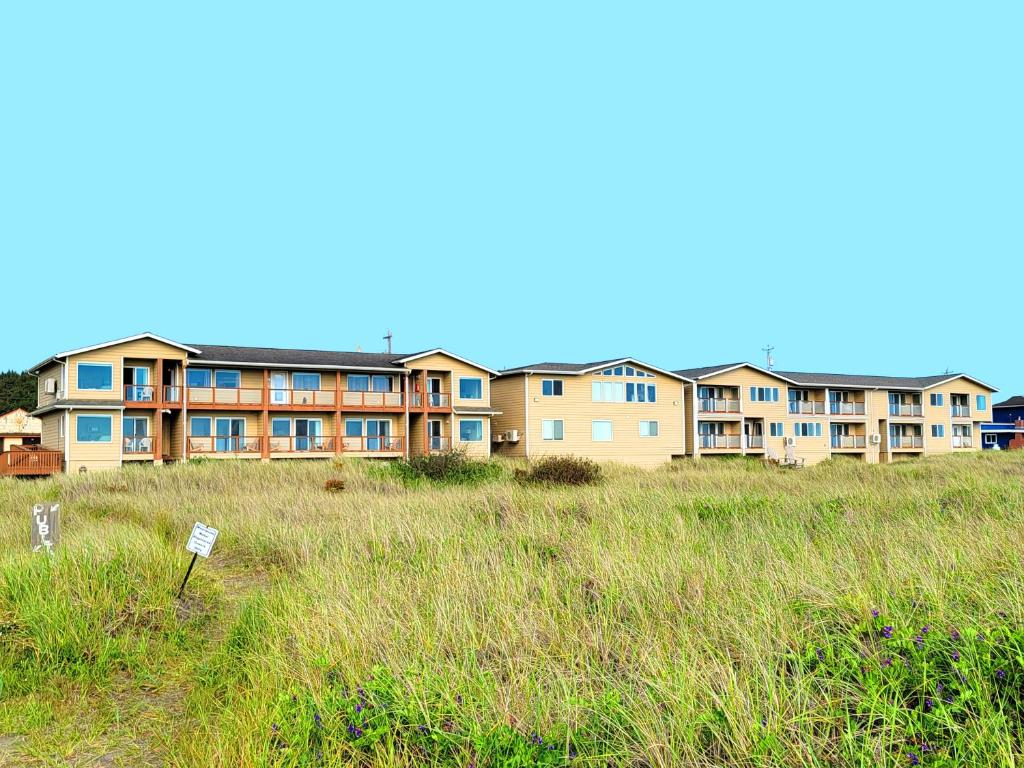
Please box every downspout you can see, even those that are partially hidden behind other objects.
[523,373,531,459]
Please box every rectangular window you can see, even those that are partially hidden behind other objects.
[749,386,779,402]
[348,375,370,392]
[625,366,635,377]
[214,370,240,388]
[541,379,563,397]
[647,384,656,403]
[272,418,291,437]
[793,422,822,438]
[985,434,997,445]
[186,368,212,388]
[930,393,944,407]
[190,417,211,437]
[592,382,624,402]
[639,420,659,437]
[542,419,564,441]
[977,395,987,411]
[345,419,363,437]
[292,373,320,391]
[459,419,483,442]
[591,420,613,441]
[459,377,483,400]
[77,363,113,391]
[769,422,784,437]
[931,424,945,438]
[371,375,393,393]
[77,414,112,442]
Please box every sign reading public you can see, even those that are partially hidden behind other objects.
[186,522,218,558]
[31,503,60,553]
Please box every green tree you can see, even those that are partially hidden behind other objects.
[0,371,37,414]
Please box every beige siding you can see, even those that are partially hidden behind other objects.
[405,352,492,407]
[36,362,63,408]
[68,409,122,472]
[490,375,527,458]
[454,416,490,458]
[525,366,685,468]
[40,413,62,451]
[67,339,188,401]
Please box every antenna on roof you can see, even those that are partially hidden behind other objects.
[383,329,393,354]
[762,344,775,371]
[944,367,952,374]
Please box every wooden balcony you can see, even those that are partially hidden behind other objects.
[699,398,741,414]
[339,391,404,410]
[410,392,452,410]
[185,435,405,456]
[268,435,337,455]
[123,385,184,408]
[950,405,972,418]
[269,389,338,409]
[184,387,407,410]
[123,437,154,455]
[186,387,265,408]
[428,436,452,452]
[0,446,63,476]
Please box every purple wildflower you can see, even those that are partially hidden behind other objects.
[952,650,961,662]
[816,648,825,662]
[908,751,920,766]
[418,725,429,734]
[936,683,944,693]
[921,625,930,635]
[272,723,279,733]
[924,697,933,711]
[950,629,961,642]
[882,626,894,639]
[872,609,880,618]
[914,635,925,649]
[313,712,322,727]
[997,669,1007,680]
[882,657,893,668]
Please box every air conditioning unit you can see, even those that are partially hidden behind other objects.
[869,433,882,445]
[44,378,56,394]
[505,430,520,443]
[784,436,796,447]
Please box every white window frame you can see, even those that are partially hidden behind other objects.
[541,379,563,397]
[214,369,242,389]
[459,418,484,442]
[458,377,483,400]
[639,420,659,437]
[984,434,997,445]
[190,416,212,436]
[77,362,113,391]
[291,372,322,391]
[76,414,113,443]
[591,420,613,442]
[542,419,564,441]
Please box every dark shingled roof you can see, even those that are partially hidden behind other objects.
[995,395,1024,408]
[776,370,975,389]
[188,343,417,370]
[499,359,632,375]
[671,363,749,380]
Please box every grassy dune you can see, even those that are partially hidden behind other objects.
[1,453,1023,766]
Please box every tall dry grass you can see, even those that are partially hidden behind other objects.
[0,452,1022,766]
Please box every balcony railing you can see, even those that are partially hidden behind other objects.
[341,391,404,408]
[952,436,974,448]
[0,447,63,476]
[123,436,154,454]
[267,435,337,453]
[187,435,263,454]
[700,434,742,449]
[269,389,338,407]
[187,387,265,406]
[890,435,924,449]
[889,404,923,417]
[746,435,764,449]
[340,436,405,452]
[829,401,866,416]
[699,398,741,414]
[831,435,867,449]
[789,400,825,415]
[428,436,452,451]
[164,385,182,403]
[410,392,451,408]
[951,405,972,418]
[125,384,157,402]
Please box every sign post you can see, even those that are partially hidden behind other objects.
[177,522,218,599]
[31,503,60,554]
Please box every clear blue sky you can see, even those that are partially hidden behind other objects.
[2,4,1019,390]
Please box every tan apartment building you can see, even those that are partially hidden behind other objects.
[25,333,498,473]
[490,359,688,467]
[675,362,996,465]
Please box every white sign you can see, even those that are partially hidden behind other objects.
[186,522,218,558]
[31,503,60,553]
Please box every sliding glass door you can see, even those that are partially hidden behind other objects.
[215,418,245,452]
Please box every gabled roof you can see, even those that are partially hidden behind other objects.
[30,333,202,373]
[672,362,797,384]
[393,348,499,376]
[187,343,410,372]
[500,358,687,380]
[995,395,1024,409]
[776,370,997,391]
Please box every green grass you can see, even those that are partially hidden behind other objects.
[1,453,1023,766]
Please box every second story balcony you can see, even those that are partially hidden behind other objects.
[788,400,825,415]
[889,403,923,417]
[410,392,452,409]
[699,434,742,449]
[829,400,866,416]
[890,435,924,449]
[187,386,265,407]
[698,397,741,414]
[950,403,972,418]
[831,434,867,450]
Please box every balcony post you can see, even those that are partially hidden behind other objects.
[335,371,343,456]
[261,369,270,460]
[403,373,410,459]
[153,358,163,463]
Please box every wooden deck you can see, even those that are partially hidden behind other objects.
[0,446,63,477]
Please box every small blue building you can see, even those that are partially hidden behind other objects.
[982,396,1024,450]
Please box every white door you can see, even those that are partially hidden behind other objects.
[270,372,289,405]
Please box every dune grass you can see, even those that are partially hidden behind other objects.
[0,452,1023,766]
